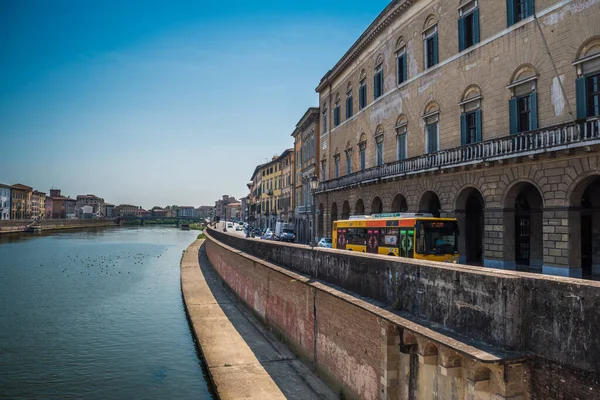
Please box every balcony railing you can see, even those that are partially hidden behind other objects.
[318,119,600,193]
[296,205,314,214]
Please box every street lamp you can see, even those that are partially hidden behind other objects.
[309,174,319,247]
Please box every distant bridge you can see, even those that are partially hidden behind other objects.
[117,215,204,227]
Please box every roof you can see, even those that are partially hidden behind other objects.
[32,190,46,195]
[11,183,33,191]
[0,183,12,189]
[179,206,195,209]
[292,107,319,138]
[315,0,415,92]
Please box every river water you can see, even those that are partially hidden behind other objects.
[0,226,214,400]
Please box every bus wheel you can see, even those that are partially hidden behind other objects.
[388,253,395,256]
[348,249,352,251]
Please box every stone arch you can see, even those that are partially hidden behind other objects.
[346,82,352,92]
[395,36,406,51]
[418,190,441,217]
[423,14,437,31]
[396,114,408,126]
[355,199,365,215]
[472,366,492,392]
[461,84,482,102]
[342,200,351,220]
[359,132,367,143]
[391,194,408,212]
[510,63,538,85]
[334,92,340,102]
[330,202,338,234]
[455,186,485,265]
[371,196,383,215]
[423,342,439,356]
[502,180,544,270]
[567,173,600,276]
[424,100,440,115]
[375,53,384,66]
[575,35,600,60]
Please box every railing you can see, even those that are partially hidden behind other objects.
[318,119,600,192]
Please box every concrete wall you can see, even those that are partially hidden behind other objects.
[207,229,600,377]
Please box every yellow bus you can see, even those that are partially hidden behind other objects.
[332,213,459,263]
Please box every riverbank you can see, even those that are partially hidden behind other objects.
[0,219,118,234]
[180,240,336,400]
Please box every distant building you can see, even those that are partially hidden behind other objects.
[226,202,241,220]
[195,206,213,220]
[47,189,67,219]
[102,203,115,218]
[31,190,46,220]
[44,197,53,219]
[81,205,94,219]
[65,198,76,219]
[179,206,196,217]
[151,208,167,217]
[117,204,138,217]
[10,184,33,220]
[215,195,237,221]
[136,208,149,217]
[0,184,11,220]
[76,194,104,218]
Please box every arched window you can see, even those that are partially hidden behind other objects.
[346,83,353,119]
[508,65,538,133]
[333,93,341,127]
[358,133,367,171]
[423,102,440,153]
[460,85,482,144]
[423,15,439,69]
[374,54,384,100]
[395,115,408,160]
[575,37,600,120]
[359,69,367,110]
[375,125,384,166]
[396,37,407,85]
[345,141,353,175]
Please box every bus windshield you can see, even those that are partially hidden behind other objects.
[416,221,458,255]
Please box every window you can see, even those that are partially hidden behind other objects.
[508,70,538,134]
[375,135,384,166]
[396,48,407,85]
[359,141,366,171]
[323,109,328,133]
[374,64,383,99]
[423,107,439,154]
[345,150,352,175]
[359,80,367,109]
[507,0,534,26]
[334,102,340,126]
[424,25,438,69]
[459,2,479,51]
[426,123,438,153]
[461,110,482,144]
[334,155,340,178]
[321,160,326,181]
[395,120,408,160]
[346,88,353,119]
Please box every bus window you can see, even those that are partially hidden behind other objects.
[383,228,398,247]
[416,221,458,255]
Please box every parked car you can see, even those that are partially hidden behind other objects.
[227,223,233,228]
[263,231,275,240]
[317,238,332,248]
[235,225,243,231]
[279,228,295,243]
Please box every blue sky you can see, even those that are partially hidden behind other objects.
[0,0,389,208]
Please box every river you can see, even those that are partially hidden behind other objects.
[0,226,214,400]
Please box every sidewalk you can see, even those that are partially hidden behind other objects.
[181,239,337,400]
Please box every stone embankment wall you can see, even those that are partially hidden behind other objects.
[205,228,600,400]
[0,219,117,233]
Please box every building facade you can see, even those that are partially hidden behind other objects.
[76,194,104,218]
[103,203,115,218]
[248,165,264,227]
[10,184,32,220]
[65,198,76,219]
[47,189,66,219]
[215,195,237,221]
[315,0,600,277]
[292,108,320,244]
[226,202,241,220]
[116,204,138,217]
[179,206,196,217]
[31,190,46,220]
[0,184,11,220]
[278,149,294,223]
[196,206,213,220]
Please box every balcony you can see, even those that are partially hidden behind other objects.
[296,205,314,214]
[318,119,600,193]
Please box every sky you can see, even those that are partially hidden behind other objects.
[0,0,389,209]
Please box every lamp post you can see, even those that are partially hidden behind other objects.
[309,174,319,247]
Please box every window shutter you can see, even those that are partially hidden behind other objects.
[526,0,534,17]
[576,77,588,120]
[432,33,439,65]
[359,87,363,108]
[473,8,480,45]
[506,0,515,27]
[397,56,401,84]
[509,98,519,134]
[475,109,482,142]
[458,17,465,52]
[530,92,538,130]
[374,74,378,98]
[402,56,407,82]
[460,113,467,145]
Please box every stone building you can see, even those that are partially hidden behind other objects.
[215,195,237,221]
[31,190,46,220]
[278,149,294,223]
[75,194,104,218]
[179,206,196,217]
[247,165,264,226]
[292,107,321,244]
[0,183,11,220]
[116,204,138,217]
[10,184,32,219]
[315,0,600,278]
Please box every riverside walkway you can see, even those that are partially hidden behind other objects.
[181,240,337,400]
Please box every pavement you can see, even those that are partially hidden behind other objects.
[181,239,337,400]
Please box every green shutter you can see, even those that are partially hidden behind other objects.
[460,113,467,145]
[576,77,588,120]
[374,74,378,98]
[475,109,482,142]
[527,0,534,18]
[530,92,538,130]
[402,55,407,82]
[432,33,439,65]
[509,98,519,134]
[507,0,515,26]
[473,9,480,44]
[458,17,465,52]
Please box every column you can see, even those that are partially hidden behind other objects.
[483,208,513,269]
[542,207,581,277]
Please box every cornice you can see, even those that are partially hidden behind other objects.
[316,0,416,92]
